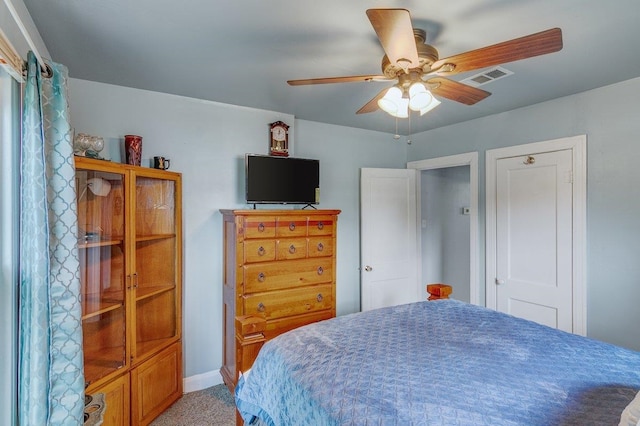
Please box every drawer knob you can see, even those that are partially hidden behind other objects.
[317,222,324,230]
[316,293,324,302]
[258,272,266,282]
[289,244,296,254]
[257,246,265,256]
[317,266,324,275]
[258,223,265,232]
[257,302,265,312]
[317,242,324,252]
[289,222,296,231]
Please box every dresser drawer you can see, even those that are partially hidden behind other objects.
[243,283,333,320]
[308,237,333,258]
[244,240,276,263]
[276,238,307,260]
[308,215,335,236]
[243,258,332,293]
[243,217,276,239]
[276,217,307,238]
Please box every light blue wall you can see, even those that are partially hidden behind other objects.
[408,76,640,351]
[68,79,406,378]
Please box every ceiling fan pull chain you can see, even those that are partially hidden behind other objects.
[394,117,400,140]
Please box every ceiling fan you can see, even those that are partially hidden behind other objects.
[287,9,563,118]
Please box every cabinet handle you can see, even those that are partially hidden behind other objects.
[126,274,132,290]
[289,244,296,254]
[258,272,266,282]
[132,272,138,289]
[257,246,265,256]
[316,293,324,302]
[317,222,324,230]
[289,222,296,231]
[257,302,265,312]
[317,266,324,275]
[317,242,324,252]
[258,223,265,232]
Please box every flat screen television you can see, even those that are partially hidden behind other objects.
[245,154,320,205]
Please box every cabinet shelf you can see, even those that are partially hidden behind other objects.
[78,238,124,249]
[136,284,176,301]
[136,337,176,359]
[82,298,124,320]
[84,346,126,385]
[136,234,175,242]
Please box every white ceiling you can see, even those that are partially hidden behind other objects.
[22,0,640,135]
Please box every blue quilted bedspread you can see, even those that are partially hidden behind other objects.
[235,300,640,425]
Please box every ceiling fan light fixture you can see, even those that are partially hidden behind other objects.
[409,82,434,111]
[393,97,409,118]
[419,96,441,116]
[378,86,403,115]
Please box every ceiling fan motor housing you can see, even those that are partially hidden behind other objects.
[381,29,439,78]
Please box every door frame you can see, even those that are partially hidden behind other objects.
[485,135,587,335]
[407,152,479,305]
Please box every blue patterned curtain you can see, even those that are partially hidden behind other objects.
[19,52,85,425]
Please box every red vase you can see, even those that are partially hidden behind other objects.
[124,135,142,166]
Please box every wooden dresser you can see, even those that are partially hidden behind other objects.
[220,209,340,392]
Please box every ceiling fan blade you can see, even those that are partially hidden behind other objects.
[427,77,491,105]
[432,28,563,76]
[287,75,390,86]
[366,8,420,70]
[356,88,389,114]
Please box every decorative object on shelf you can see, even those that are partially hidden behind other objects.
[74,133,106,159]
[269,121,289,157]
[124,134,143,166]
[78,177,112,243]
[78,177,112,200]
[153,156,170,170]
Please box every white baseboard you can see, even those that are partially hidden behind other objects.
[183,369,224,393]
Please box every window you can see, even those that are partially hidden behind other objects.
[0,65,19,426]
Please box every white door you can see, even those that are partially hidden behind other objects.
[360,168,419,311]
[495,149,573,331]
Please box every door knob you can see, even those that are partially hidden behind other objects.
[495,278,505,285]
[364,265,373,272]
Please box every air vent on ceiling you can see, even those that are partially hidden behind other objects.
[461,66,513,87]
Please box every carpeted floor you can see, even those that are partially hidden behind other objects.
[150,384,236,425]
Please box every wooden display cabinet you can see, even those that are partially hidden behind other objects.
[76,157,182,425]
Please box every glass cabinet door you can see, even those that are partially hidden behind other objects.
[132,174,179,360]
[76,168,127,386]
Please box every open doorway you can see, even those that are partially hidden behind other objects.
[421,166,471,302]
[408,152,479,305]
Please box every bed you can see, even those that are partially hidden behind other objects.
[235,299,640,425]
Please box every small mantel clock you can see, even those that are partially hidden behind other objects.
[269,121,289,157]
